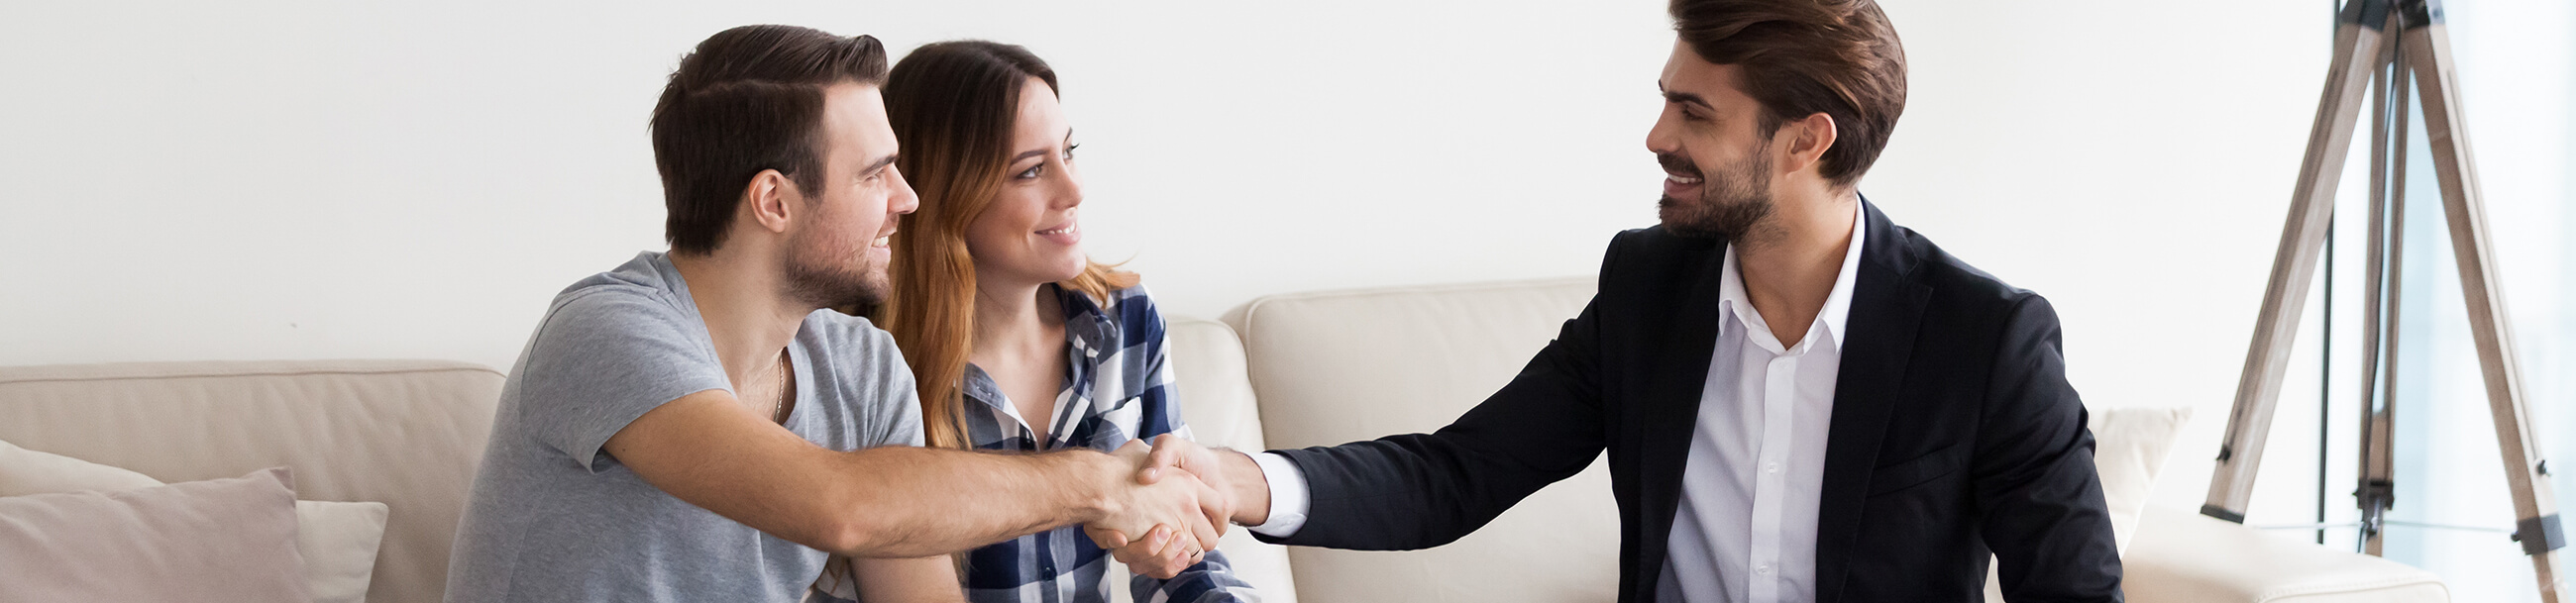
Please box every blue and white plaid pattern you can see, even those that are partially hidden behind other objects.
[957,284,1256,603]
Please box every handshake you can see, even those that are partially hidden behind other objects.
[1081,435,1268,579]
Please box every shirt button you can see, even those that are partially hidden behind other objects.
[1757,564,1773,575]
[1766,461,1781,474]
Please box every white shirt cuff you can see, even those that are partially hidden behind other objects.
[1244,452,1311,538]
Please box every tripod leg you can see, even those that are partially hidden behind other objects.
[2400,2,2570,599]
[2354,43,2405,556]
[2203,0,2398,523]
[2367,35,2412,558]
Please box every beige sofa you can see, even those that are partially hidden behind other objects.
[0,278,2447,602]
[1170,277,2449,603]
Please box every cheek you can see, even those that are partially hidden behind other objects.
[963,194,1037,252]
[824,194,879,245]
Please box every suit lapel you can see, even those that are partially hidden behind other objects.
[1811,200,1932,603]
[1633,235,1731,599]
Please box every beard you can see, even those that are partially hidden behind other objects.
[781,222,890,310]
[1657,148,1775,243]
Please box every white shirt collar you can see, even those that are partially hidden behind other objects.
[1717,201,1869,353]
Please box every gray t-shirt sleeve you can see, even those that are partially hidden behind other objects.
[519,287,733,471]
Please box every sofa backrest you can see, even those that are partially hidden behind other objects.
[1226,277,1618,602]
[0,359,502,603]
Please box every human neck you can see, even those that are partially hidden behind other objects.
[668,248,806,392]
[970,274,1064,360]
[1733,186,1859,348]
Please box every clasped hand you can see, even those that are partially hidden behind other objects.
[1083,435,1239,579]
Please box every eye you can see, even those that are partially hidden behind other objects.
[1063,143,1080,163]
[1014,163,1045,179]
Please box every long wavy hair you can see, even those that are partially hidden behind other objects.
[877,41,1137,450]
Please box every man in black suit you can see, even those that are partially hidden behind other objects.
[1097,0,2121,600]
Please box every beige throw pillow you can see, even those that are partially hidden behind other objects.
[0,466,312,603]
[0,439,388,603]
[0,438,163,493]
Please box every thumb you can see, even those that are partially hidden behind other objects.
[1148,440,1190,471]
[1087,526,1131,549]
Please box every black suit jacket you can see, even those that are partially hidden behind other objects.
[1257,200,2121,602]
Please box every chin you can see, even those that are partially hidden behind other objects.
[1040,254,1088,281]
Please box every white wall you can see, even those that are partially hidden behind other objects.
[1,1,2389,515]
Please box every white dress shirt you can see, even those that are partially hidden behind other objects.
[1249,204,1867,603]
[1658,202,1863,603]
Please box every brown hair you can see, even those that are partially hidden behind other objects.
[1670,0,1905,187]
[876,41,1138,450]
[650,25,890,255]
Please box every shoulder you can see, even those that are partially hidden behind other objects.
[1604,225,1720,260]
[543,252,689,320]
[797,310,905,365]
[1103,283,1164,321]
[1091,284,1169,347]
[547,284,681,326]
[1880,227,2064,373]
[532,259,699,348]
[1600,225,1723,274]
[1898,226,2052,327]
[1592,225,1722,305]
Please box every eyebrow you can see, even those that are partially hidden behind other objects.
[859,153,899,176]
[1009,130,1076,165]
[1664,89,1714,112]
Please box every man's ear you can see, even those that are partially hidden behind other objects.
[741,169,799,235]
[1778,112,1839,176]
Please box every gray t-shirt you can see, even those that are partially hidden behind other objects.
[445,251,923,603]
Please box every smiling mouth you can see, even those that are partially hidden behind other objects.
[872,233,893,248]
[1656,152,1704,185]
[1036,225,1075,236]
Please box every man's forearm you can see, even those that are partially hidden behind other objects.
[606,391,1209,559]
[821,447,1122,557]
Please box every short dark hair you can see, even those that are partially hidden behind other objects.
[650,25,889,254]
[1670,0,1905,187]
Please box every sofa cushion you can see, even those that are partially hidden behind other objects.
[0,359,500,603]
[2124,506,2447,602]
[0,466,311,603]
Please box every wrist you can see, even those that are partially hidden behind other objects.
[1060,450,1127,525]
[1220,449,1271,526]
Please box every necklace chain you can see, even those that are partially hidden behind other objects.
[771,349,791,423]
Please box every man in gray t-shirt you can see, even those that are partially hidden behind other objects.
[442,26,1233,603]
[446,251,920,602]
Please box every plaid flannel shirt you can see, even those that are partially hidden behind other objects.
[957,284,1256,603]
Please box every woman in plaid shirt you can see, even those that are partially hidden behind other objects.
[818,40,1258,603]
